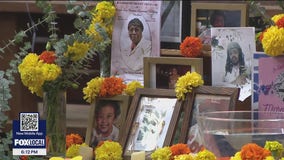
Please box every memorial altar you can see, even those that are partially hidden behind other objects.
[0,1,283,160]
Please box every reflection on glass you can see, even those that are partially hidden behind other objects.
[126,97,176,152]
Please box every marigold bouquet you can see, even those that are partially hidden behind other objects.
[259,14,284,56]
[94,141,123,160]
[18,1,116,97]
[65,133,87,158]
[231,141,284,160]
[180,36,203,57]
[83,77,143,103]
[66,133,84,149]
[16,1,116,157]
[151,143,216,160]
[175,71,204,100]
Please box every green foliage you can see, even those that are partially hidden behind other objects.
[0,71,11,129]
[14,31,27,44]
[0,131,20,160]
[248,0,274,26]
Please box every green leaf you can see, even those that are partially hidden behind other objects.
[14,31,26,44]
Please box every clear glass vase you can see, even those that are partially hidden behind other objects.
[43,90,66,157]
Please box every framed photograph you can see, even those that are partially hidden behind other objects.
[190,2,248,37]
[120,88,183,158]
[178,85,239,153]
[85,95,131,147]
[111,1,161,84]
[161,1,182,43]
[211,27,255,101]
[144,57,203,89]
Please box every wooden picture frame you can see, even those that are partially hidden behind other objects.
[144,57,203,89]
[85,95,131,146]
[178,85,239,153]
[120,88,183,158]
[191,2,248,37]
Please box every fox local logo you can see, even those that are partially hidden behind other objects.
[14,139,45,147]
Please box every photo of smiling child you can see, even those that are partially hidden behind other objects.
[90,100,121,147]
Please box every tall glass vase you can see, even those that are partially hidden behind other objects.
[43,90,66,157]
[98,46,111,77]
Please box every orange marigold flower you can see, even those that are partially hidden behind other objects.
[99,76,126,97]
[240,143,271,160]
[39,50,56,64]
[180,36,202,57]
[66,133,83,148]
[19,155,29,160]
[276,17,284,28]
[170,143,191,157]
[258,28,267,42]
[96,140,112,149]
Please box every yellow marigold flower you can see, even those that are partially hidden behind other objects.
[64,41,90,61]
[174,154,194,160]
[49,157,64,160]
[66,144,81,158]
[271,14,284,23]
[83,77,104,103]
[105,25,113,38]
[95,141,123,160]
[86,22,104,42]
[71,156,83,160]
[99,23,113,38]
[265,156,275,160]
[262,26,284,56]
[175,72,203,100]
[41,63,62,81]
[264,141,284,159]
[87,1,115,41]
[195,149,216,160]
[124,80,143,96]
[50,156,82,160]
[19,66,45,94]
[151,147,172,160]
[18,53,39,67]
[95,1,116,19]
[230,151,242,160]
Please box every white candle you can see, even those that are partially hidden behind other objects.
[79,145,93,160]
[131,151,145,160]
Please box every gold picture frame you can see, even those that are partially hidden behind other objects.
[144,57,203,89]
[191,2,248,36]
[85,95,131,146]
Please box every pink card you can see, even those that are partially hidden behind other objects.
[258,56,284,121]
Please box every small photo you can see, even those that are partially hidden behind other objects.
[156,64,191,89]
[211,27,255,101]
[125,96,176,151]
[90,100,121,147]
[143,57,203,89]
